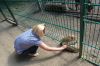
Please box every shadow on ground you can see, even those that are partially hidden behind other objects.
[7,51,64,66]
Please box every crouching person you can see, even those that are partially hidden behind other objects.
[14,24,67,57]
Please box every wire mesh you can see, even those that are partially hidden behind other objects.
[6,1,80,45]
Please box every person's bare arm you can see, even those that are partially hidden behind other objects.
[39,42,67,51]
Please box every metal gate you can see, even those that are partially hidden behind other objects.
[79,0,100,65]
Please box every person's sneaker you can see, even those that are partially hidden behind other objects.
[28,53,39,57]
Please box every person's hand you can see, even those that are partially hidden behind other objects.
[61,45,67,49]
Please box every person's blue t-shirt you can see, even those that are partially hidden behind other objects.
[14,29,43,54]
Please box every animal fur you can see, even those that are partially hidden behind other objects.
[59,35,79,53]
[60,35,76,46]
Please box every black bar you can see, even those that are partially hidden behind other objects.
[0,7,8,21]
[79,0,85,58]
[3,0,18,25]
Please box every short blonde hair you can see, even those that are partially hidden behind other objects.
[32,24,45,37]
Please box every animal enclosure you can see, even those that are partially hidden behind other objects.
[0,0,100,65]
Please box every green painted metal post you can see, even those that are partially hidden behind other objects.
[79,0,85,58]
[37,0,42,11]
[0,0,18,26]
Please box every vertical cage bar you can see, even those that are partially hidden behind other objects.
[79,0,85,57]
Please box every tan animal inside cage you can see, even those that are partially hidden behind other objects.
[59,35,79,53]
